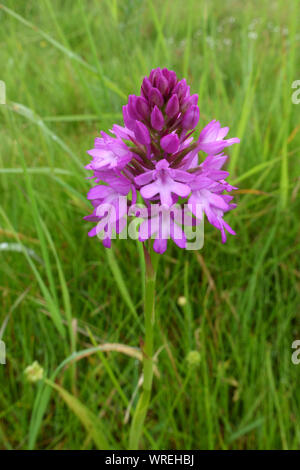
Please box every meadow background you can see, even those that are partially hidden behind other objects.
[0,0,299,450]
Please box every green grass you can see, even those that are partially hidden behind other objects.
[0,0,300,450]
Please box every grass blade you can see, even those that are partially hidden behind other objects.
[106,248,140,325]
[45,379,110,450]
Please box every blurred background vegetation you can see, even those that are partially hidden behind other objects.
[0,0,299,450]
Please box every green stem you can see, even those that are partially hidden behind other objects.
[129,245,159,449]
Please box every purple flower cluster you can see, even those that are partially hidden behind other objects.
[85,68,240,253]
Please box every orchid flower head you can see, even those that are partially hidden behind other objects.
[85,68,240,253]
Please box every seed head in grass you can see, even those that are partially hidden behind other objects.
[24,361,44,383]
[186,350,201,369]
[85,68,240,253]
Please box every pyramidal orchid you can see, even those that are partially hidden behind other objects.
[84,68,240,449]
[85,68,239,254]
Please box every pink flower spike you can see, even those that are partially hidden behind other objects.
[85,67,240,251]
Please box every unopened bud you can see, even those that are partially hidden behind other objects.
[128,95,139,120]
[149,87,164,108]
[166,94,180,118]
[173,79,187,101]
[161,133,180,153]
[141,77,152,98]
[163,69,177,90]
[123,105,136,130]
[136,96,150,121]
[156,74,168,95]
[182,105,200,130]
[134,121,151,145]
